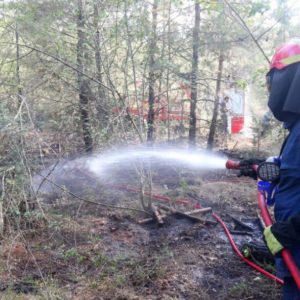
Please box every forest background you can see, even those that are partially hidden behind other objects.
[0,0,299,299]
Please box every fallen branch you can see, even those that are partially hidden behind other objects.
[151,204,164,225]
[184,207,212,215]
[229,230,253,236]
[157,203,216,225]
[137,217,155,225]
[228,214,254,231]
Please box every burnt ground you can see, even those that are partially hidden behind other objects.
[0,165,282,299]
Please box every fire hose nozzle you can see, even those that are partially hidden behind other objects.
[226,160,241,170]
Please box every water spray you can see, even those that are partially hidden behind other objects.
[87,147,227,178]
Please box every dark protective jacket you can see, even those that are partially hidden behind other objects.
[266,62,300,277]
[271,120,300,277]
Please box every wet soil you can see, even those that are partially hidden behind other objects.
[0,166,282,299]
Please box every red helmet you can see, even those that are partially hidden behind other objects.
[270,40,300,70]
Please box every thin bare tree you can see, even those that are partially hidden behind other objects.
[147,0,158,143]
[188,1,200,147]
[207,50,224,149]
[77,0,93,153]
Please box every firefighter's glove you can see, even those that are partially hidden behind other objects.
[238,158,265,180]
[238,168,257,180]
[263,226,284,255]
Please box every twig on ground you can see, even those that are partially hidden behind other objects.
[184,207,212,215]
[37,174,152,216]
[137,217,155,225]
[229,230,253,236]
[36,160,61,195]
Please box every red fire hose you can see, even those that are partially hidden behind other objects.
[112,184,283,285]
[227,160,300,290]
[212,212,283,285]
[257,190,300,288]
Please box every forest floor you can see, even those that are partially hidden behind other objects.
[0,152,282,300]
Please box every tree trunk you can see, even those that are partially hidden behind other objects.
[16,23,23,105]
[207,51,224,150]
[188,1,200,147]
[77,0,93,153]
[93,2,108,128]
[124,1,143,135]
[147,0,158,143]
[166,1,171,141]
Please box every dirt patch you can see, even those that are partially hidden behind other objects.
[0,167,282,299]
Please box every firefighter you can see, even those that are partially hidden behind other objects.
[263,40,300,299]
[220,96,231,134]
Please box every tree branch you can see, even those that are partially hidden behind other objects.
[223,0,270,63]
